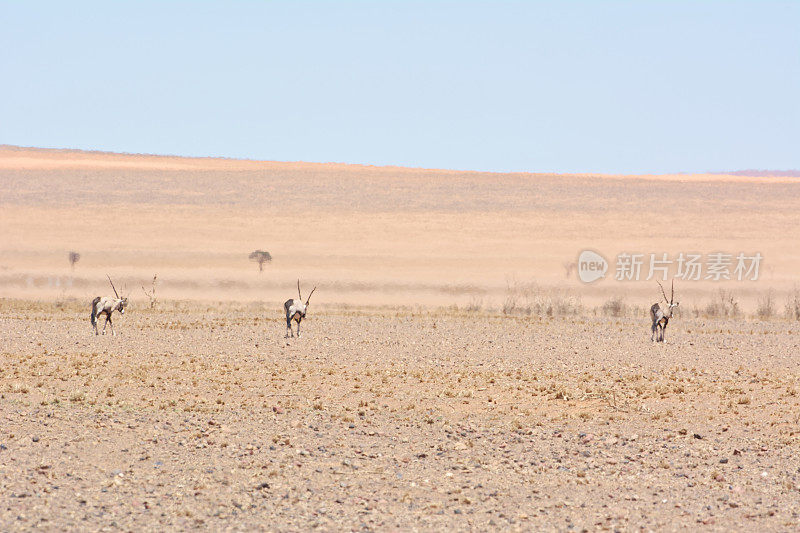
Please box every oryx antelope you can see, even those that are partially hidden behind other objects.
[91,276,128,336]
[650,279,679,342]
[284,280,316,338]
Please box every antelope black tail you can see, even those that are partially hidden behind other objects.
[90,296,101,326]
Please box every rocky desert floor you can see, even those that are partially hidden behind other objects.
[2,299,800,532]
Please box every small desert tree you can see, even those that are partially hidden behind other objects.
[249,250,272,272]
[68,251,81,270]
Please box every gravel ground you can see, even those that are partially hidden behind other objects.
[2,299,800,531]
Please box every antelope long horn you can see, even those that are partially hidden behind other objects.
[297,279,302,301]
[107,275,120,299]
[656,280,669,305]
[670,278,674,304]
[306,286,317,304]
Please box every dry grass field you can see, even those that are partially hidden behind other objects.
[2,146,800,531]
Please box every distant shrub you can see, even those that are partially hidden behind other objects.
[502,295,523,315]
[465,296,483,313]
[563,261,577,279]
[703,289,740,318]
[142,274,158,309]
[785,288,800,321]
[755,290,775,320]
[68,251,80,270]
[502,279,581,317]
[601,296,626,317]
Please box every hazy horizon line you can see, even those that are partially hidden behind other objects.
[2,143,798,178]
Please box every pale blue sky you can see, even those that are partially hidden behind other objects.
[1,1,797,173]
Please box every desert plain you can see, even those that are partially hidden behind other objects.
[2,145,800,531]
